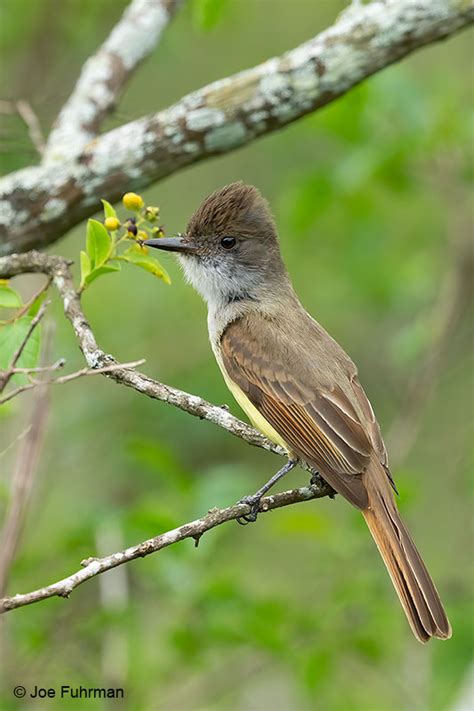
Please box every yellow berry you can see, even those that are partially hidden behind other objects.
[145,206,160,222]
[122,192,144,211]
[104,217,120,231]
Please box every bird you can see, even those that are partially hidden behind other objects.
[145,181,451,643]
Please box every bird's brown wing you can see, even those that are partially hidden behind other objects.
[221,317,451,642]
[350,374,396,491]
[221,318,374,509]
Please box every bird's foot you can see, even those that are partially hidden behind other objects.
[235,458,299,525]
[236,494,262,525]
[309,469,336,499]
[309,470,323,487]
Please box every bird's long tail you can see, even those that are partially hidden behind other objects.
[362,463,451,643]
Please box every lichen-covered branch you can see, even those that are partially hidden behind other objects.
[0,483,328,614]
[43,0,183,163]
[1,0,472,255]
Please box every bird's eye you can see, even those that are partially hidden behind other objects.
[220,236,236,249]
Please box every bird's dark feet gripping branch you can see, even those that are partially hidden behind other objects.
[236,458,298,524]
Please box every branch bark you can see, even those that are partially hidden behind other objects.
[43,0,183,163]
[0,484,328,614]
[1,0,472,255]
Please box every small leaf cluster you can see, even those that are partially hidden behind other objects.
[79,193,170,291]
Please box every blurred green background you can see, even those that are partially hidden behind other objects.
[1,1,473,709]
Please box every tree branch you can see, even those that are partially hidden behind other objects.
[0,483,329,614]
[1,0,471,255]
[0,359,146,406]
[43,0,183,163]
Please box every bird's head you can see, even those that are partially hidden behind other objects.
[145,182,286,306]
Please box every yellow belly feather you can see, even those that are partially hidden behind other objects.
[216,352,288,451]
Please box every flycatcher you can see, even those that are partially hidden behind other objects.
[145,182,451,643]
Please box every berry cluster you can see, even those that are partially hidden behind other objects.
[79,193,170,291]
[104,193,165,248]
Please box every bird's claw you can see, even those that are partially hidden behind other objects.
[310,469,336,499]
[309,470,323,487]
[236,495,261,525]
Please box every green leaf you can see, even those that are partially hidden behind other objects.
[84,261,121,286]
[122,247,171,284]
[193,0,229,30]
[0,282,22,308]
[80,250,91,289]
[101,199,118,220]
[86,219,111,268]
[0,316,41,382]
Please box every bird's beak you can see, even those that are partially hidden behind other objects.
[144,235,197,254]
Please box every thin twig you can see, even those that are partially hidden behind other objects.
[0,483,329,614]
[52,359,145,383]
[0,386,36,406]
[15,100,45,156]
[9,300,48,371]
[0,100,45,157]
[0,300,49,394]
[12,358,66,374]
[3,275,51,324]
[0,359,146,406]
